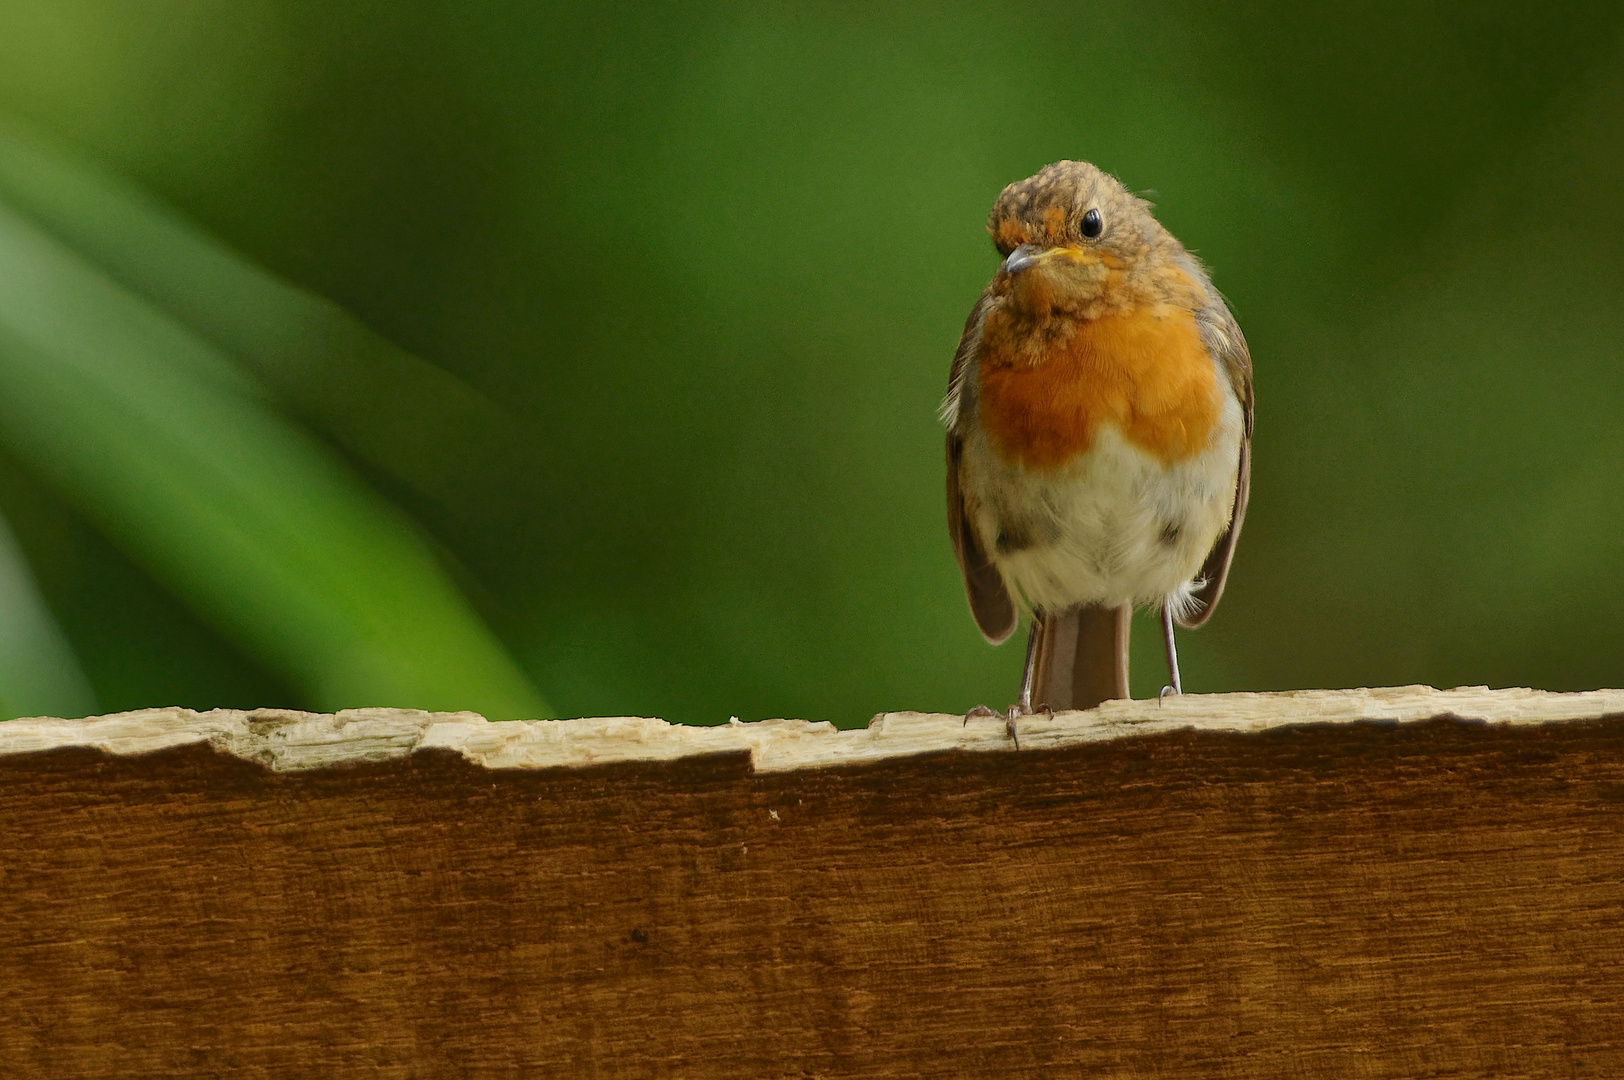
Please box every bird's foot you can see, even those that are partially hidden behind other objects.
[1158,685,1181,705]
[964,702,1050,750]
[1003,701,1056,750]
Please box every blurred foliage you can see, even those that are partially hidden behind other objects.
[0,1,1619,724]
[0,132,546,719]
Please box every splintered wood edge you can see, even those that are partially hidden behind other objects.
[0,686,1621,775]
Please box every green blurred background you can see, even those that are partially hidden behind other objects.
[0,1,1619,725]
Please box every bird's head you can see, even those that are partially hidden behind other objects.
[985,160,1158,318]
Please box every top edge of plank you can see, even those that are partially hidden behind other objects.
[0,686,1620,774]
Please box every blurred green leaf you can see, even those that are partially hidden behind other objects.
[0,119,514,512]
[0,200,548,718]
[0,506,96,719]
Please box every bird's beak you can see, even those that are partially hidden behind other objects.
[1002,243,1045,275]
[1002,243,1090,276]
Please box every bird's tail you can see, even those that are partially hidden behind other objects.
[1028,602,1131,711]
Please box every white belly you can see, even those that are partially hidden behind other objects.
[959,386,1244,617]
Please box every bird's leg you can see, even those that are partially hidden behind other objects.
[965,618,1040,749]
[1158,603,1182,704]
[1000,618,1042,749]
[1015,617,1039,716]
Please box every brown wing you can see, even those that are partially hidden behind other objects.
[944,294,1017,644]
[1177,283,1253,630]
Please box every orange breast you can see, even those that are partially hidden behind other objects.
[977,304,1220,469]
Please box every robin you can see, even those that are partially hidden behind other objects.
[943,160,1252,715]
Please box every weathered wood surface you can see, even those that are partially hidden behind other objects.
[2,686,1624,1078]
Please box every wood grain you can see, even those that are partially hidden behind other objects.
[3,695,1624,1077]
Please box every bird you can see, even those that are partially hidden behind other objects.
[942,160,1252,716]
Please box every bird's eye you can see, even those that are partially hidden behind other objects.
[1080,208,1102,238]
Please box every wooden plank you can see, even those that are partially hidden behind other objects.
[2,688,1623,1077]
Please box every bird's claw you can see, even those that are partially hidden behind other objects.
[963,704,1001,727]
[1158,685,1180,705]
